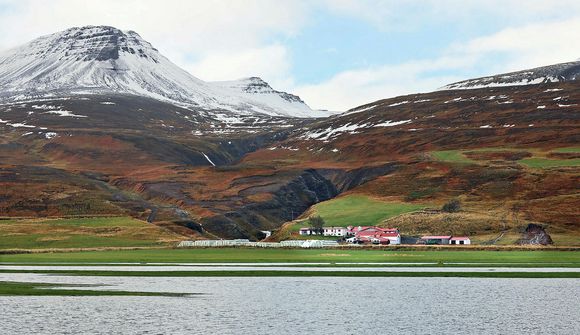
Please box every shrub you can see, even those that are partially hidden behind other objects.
[308,215,325,234]
[442,199,461,213]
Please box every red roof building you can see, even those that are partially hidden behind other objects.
[347,226,401,245]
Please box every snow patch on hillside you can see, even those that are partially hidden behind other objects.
[44,110,87,117]
[373,119,412,127]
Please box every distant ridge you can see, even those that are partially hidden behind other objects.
[441,60,580,90]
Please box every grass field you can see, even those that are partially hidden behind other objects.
[431,150,476,164]
[1,248,579,265]
[306,195,428,227]
[519,157,580,168]
[1,270,577,278]
[431,147,580,168]
[0,217,181,249]
[0,281,188,296]
[552,147,580,153]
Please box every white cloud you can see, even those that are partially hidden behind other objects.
[295,15,580,111]
[0,0,308,83]
[457,18,580,72]
[187,44,291,85]
[321,0,580,31]
[294,58,469,111]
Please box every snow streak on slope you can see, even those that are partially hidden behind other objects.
[441,60,580,90]
[0,26,323,118]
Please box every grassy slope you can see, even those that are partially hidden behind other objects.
[0,217,181,249]
[431,150,476,164]
[307,195,428,227]
[519,158,580,168]
[1,248,579,264]
[552,147,580,153]
[431,147,580,168]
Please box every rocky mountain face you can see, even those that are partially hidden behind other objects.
[442,60,580,90]
[0,26,327,118]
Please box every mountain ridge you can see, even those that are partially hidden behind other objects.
[441,60,580,90]
[0,25,329,118]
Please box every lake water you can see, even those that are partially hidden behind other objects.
[1,274,579,334]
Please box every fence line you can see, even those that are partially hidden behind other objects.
[177,239,339,248]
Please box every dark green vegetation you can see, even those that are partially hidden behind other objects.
[0,270,577,279]
[2,248,579,265]
[0,217,180,249]
[0,281,190,297]
[442,199,461,213]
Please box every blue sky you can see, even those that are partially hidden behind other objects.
[1,0,580,110]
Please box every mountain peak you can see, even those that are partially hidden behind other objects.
[0,26,328,118]
[27,25,159,63]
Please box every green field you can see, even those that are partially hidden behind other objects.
[307,195,428,227]
[431,147,580,168]
[431,150,476,164]
[552,147,580,153]
[1,270,577,278]
[0,281,189,296]
[0,217,180,249]
[2,248,579,265]
[519,157,580,168]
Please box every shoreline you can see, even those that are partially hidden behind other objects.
[2,244,580,255]
[1,269,579,278]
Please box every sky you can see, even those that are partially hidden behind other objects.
[1,0,580,111]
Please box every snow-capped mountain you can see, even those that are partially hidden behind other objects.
[442,60,580,90]
[212,77,319,118]
[0,26,328,118]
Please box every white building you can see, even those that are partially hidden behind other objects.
[450,237,471,245]
[323,227,348,237]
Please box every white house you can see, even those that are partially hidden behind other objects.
[299,226,347,236]
[323,227,348,237]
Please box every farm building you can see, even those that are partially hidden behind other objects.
[346,226,401,245]
[299,227,314,235]
[323,227,348,236]
[420,236,452,245]
[299,227,347,236]
[450,237,471,245]
[420,236,471,245]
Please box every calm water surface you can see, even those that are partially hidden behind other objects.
[0,274,578,335]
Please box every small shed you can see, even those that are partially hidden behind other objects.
[450,237,471,245]
[421,235,452,245]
